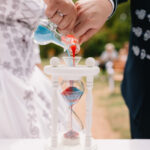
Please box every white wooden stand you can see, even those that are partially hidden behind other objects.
[44,57,100,150]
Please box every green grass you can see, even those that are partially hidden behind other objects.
[41,58,50,66]
[95,74,130,138]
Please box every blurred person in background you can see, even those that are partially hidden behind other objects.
[73,0,150,138]
[113,42,129,72]
[99,43,118,70]
[118,42,129,63]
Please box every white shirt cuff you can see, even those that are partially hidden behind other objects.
[108,0,115,17]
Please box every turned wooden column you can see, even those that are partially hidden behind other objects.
[50,57,60,148]
[85,76,94,148]
[51,76,59,148]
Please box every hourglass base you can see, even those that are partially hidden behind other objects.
[45,133,97,150]
[64,130,79,139]
[63,130,80,145]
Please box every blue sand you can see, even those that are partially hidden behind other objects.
[34,25,65,47]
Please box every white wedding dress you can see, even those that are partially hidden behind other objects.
[0,0,68,138]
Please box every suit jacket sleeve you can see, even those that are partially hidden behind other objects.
[110,0,128,17]
[117,0,128,4]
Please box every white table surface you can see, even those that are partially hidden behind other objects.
[0,139,150,150]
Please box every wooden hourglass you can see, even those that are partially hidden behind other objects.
[44,57,100,150]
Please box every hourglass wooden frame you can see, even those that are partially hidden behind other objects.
[44,57,100,150]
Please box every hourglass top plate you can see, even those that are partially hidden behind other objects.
[44,65,100,78]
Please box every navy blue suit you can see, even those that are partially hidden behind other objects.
[113,0,150,138]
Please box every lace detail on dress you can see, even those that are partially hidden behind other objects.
[38,91,52,130]
[0,0,44,79]
[23,89,40,138]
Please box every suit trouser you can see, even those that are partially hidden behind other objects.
[129,103,150,139]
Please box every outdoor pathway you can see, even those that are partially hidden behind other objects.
[75,83,119,139]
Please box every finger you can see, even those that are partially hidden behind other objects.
[74,17,81,27]
[75,0,89,11]
[45,5,57,18]
[58,19,77,35]
[65,16,77,33]
[59,14,77,34]
[75,1,80,8]
[44,0,48,4]
[75,2,83,11]
[59,1,75,15]
[58,15,72,30]
[73,20,90,38]
[75,0,86,7]
[58,20,75,35]
[50,12,63,25]
[57,27,70,35]
[79,29,97,44]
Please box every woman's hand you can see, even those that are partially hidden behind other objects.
[73,0,113,44]
[45,0,77,34]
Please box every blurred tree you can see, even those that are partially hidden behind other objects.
[40,0,131,58]
[82,1,131,58]
[40,44,63,58]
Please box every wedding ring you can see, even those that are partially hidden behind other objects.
[57,10,64,17]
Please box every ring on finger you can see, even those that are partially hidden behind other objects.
[56,10,64,17]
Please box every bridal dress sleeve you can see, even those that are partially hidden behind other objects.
[33,44,41,65]
[0,0,69,138]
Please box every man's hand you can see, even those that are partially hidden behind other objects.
[45,0,77,34]
[73,0,113,44]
